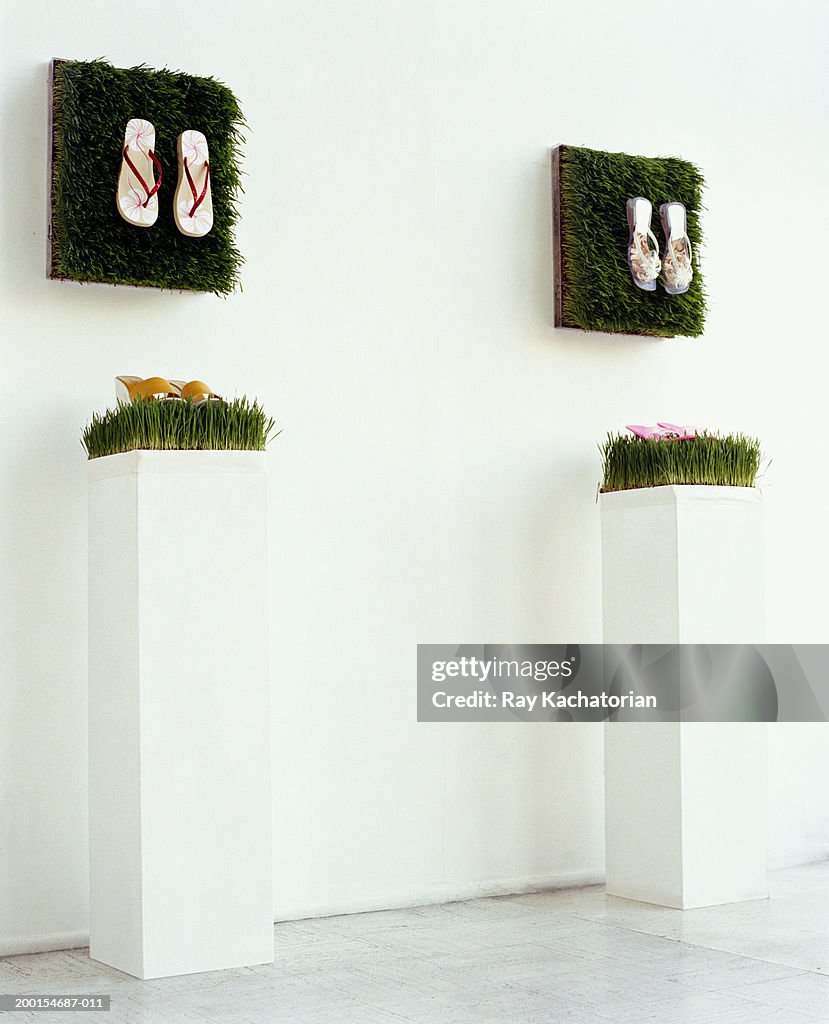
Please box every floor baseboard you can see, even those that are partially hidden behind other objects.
[0,932,89,957]
[273,869,605,923]
[0,870,604,957]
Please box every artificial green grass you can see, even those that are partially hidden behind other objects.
[559,145,706,337]
[600,433,762,492]
[83,398,278,460]
[51,58,244,295]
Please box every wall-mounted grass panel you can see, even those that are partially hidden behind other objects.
[50,58,244,295]
[552,144,706,338]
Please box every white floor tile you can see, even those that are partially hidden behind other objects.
[389,986,608,1024]
[587,989,824,1024]
[3,864,829,1023]
[540,875,829,976]
[728,972,829,1018]
[521,959,702,1009]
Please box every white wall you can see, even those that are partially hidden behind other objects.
[1,0,827,953]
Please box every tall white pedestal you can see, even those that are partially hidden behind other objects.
[88,451,274,979]
[601,485,768,909]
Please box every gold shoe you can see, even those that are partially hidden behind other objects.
[115,376,181,402]
[170,379,222,404]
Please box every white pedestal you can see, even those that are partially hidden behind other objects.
[88,451,274,979]
[601,485,768,909]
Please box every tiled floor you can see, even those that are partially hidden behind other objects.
[2,863,828,1023]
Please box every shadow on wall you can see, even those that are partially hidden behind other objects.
[522,458,602,641]
[1,62,179,317]
[1,64,49,288]
[0,407,90,942]
[528,150,666,350]
[442,718,604,885]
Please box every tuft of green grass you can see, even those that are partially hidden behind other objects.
[82,397,278,460]
[51,58,245,295]
[600,433,763,492]
[559,145,706,338]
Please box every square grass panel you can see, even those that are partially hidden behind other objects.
[552,145,705,338]
[50,58,244,295]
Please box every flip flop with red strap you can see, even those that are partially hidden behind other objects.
[116,119,162,227]
[173,130,213,237]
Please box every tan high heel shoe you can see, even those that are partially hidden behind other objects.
[115,376,181,403]
[170,379,222,404]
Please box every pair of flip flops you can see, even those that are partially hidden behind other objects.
[115,376,221,404]
[626,198,693,295]
[116,119,213,237]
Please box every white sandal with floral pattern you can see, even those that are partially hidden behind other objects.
[626,197,661,291]
[660,202,693,295]
[116,119,162,228]
[173,130,213,237]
